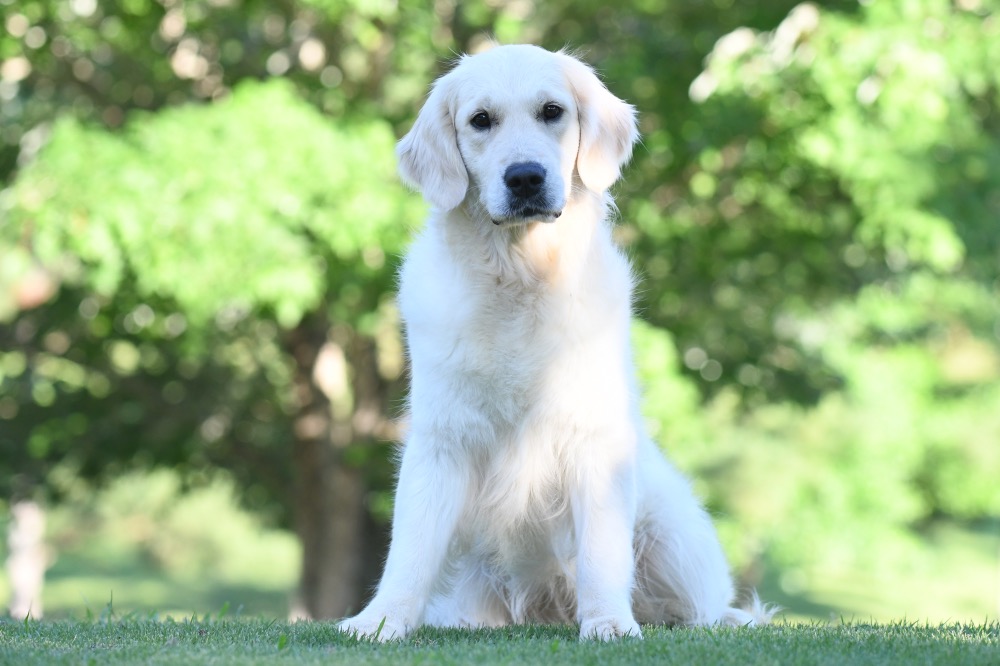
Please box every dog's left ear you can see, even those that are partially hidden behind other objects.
[559,53,639,193]
[396,74,469,211]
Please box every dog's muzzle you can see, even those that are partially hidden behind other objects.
[493,161,562,225]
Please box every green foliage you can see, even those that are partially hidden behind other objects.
[1,0,999,621]
[625,0,1000,580]
[0,79,416,520]
[623,0,1000,402]
[4,79,416,328]
[705,0,999,277]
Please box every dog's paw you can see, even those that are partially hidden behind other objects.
[579,615,643,641]
[337,613,410,642]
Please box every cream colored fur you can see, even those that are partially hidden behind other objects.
[338,44,771,642]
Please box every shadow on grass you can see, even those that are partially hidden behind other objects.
[42,549,292,620]
[754,564,861,623]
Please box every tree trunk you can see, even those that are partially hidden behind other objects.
[287,317,390,620]
[292,430,368,620]
[6,500,47,619]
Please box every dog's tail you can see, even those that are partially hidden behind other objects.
[722,591,780,627]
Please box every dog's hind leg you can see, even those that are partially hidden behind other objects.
[631,448,772,627]
[424,556,511,629]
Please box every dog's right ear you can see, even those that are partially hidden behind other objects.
[396,76,469,211]
[558,52,639,194]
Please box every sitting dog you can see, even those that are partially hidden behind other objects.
[338,44,770,641]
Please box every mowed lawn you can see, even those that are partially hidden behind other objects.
[1,618,997,666]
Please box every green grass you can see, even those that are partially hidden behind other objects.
[0,618,997,665]
[761,519,1000,624]
[37,548,294,620]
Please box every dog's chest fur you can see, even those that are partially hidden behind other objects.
[399,206,635,565]
[401,207,631,442]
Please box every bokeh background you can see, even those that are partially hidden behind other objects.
[1,0,998,623]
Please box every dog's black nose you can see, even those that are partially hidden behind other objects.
[504,162,546,199]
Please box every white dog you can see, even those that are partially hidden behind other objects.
[338,44,770,642]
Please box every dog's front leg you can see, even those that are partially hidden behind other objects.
[338,440,468,641]
[573,455,643,641]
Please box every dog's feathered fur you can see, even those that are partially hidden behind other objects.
[338,44,772,641]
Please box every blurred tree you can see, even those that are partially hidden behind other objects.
[0,80,420,618]
[2,0,999,620]
[633,0,1000,576]
[3,0,855,617]
[0,0,494,618]
[622,0,1000,407]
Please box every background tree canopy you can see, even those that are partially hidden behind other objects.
[1,0,998,620]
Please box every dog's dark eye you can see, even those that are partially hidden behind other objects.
[471,111,492,130]
[542,103,563,122]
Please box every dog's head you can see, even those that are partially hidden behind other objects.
[397,45,638,224]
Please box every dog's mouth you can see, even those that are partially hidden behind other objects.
[491,208,563,226]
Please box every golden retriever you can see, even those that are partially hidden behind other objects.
[338,44,771,641]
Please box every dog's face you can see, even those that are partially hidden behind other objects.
[397,45,638,223]
[448,52,578,225]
